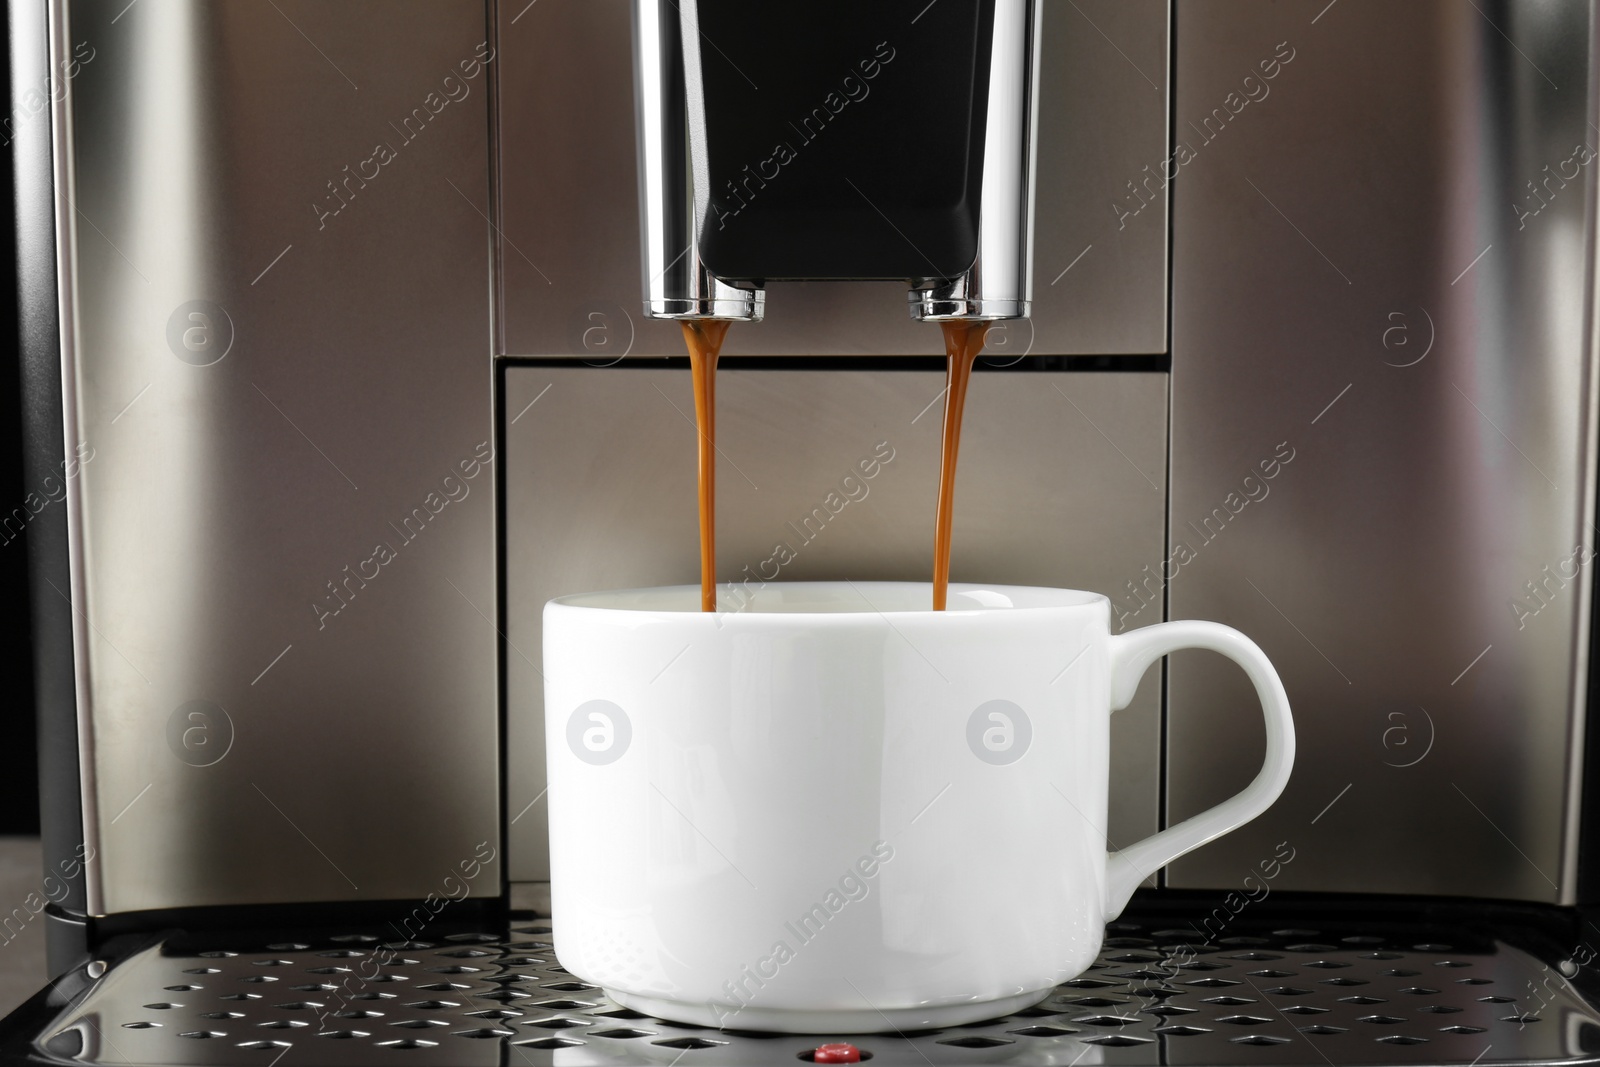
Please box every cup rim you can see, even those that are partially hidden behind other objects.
[545,581,1111,618]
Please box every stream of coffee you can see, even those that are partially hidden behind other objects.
[681,317,985,614]
[682,319,731,612]
[932,320,989,611]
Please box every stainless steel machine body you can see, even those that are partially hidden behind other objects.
[11,0,1600,1065]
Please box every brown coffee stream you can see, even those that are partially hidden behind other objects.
[681,317,985,614]
[682,319,731,612]
[932,320,989,611]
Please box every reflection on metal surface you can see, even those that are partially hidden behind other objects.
[60,0,499,913]
[630,0,764,322]
[906,0,1042,323]
[496,0,1168,355]
[503,364,1169,880]
[1167,0,1597,902]
[31,909,1600,1065]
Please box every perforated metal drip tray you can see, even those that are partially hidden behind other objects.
[10,893,1600,1067]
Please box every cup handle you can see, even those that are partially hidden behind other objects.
[1101,621,1295,917]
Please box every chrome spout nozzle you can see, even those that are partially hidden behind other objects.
[632,0,764,323]
[910,0,1041,324]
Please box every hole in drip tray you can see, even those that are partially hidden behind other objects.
[1377,1035,1429,1045]
[1081,1035,1151,1047]
[1008,1025,1077,1037]
[937,1036,1014,1048]
[653,1037,727,1049]
[1232,1035,1291,1046]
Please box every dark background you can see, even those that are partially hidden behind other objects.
[0,24,43,837]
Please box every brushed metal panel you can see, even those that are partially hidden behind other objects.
[493,0,1168,357]
[64,0,499,913]
[504,364,1168,881]
[1167,0,1596,902]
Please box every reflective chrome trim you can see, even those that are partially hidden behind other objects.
[908,0,1041,323]
[48,0,101,917]
[631,0,763,322]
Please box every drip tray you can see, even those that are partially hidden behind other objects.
[12,897,1600,1066]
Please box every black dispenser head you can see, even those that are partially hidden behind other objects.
[632,0,1040,323]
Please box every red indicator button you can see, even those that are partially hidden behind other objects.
[814,1043,862,1063]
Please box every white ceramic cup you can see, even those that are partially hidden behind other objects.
[544,582,1294,1034]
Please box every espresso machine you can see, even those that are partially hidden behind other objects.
[5,0,1600,1063]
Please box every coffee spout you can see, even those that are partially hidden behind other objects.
[632,1,1039,326]
[910,0,1040,323]
[632,0,764,322]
